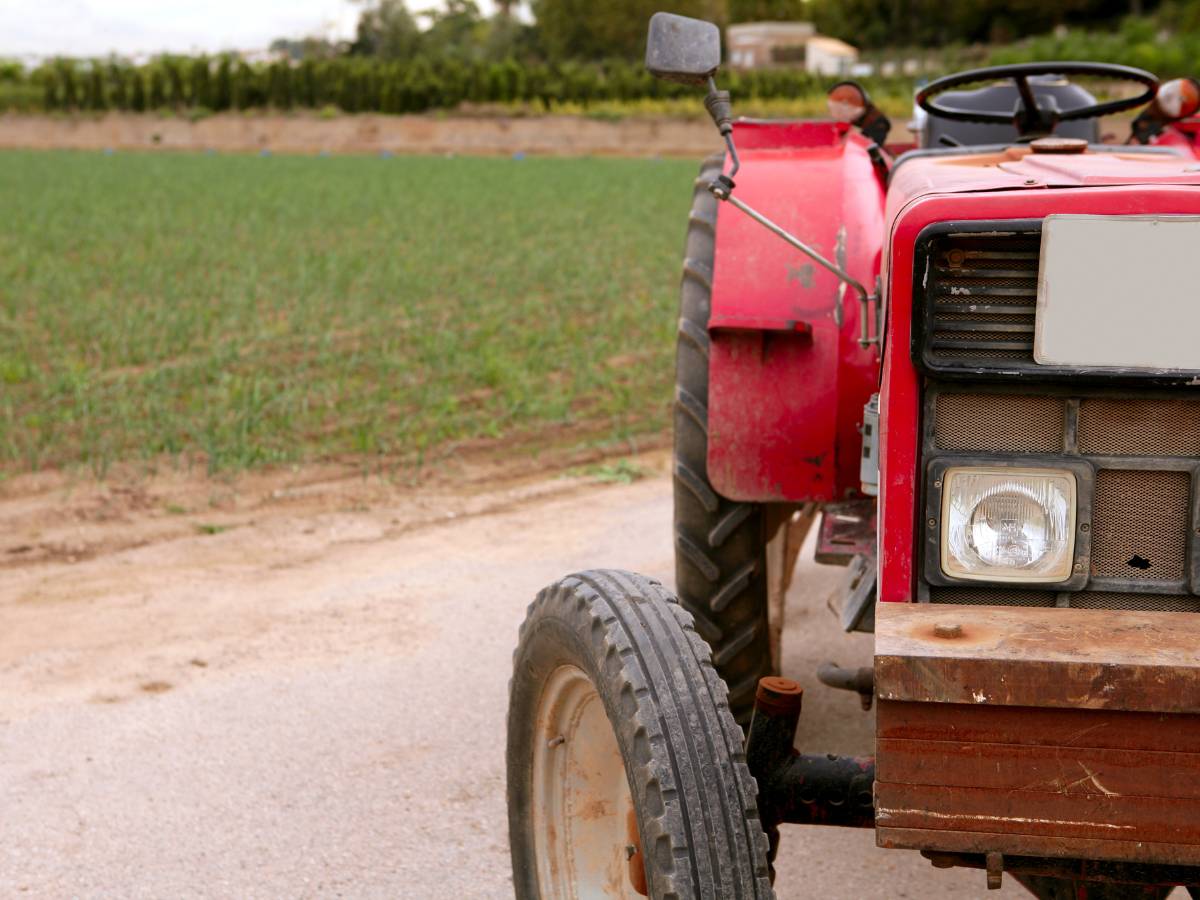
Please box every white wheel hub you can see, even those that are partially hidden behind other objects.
[532,664,646,899]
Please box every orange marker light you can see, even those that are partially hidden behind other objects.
[1156,78,1200,120]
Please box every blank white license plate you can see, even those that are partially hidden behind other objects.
[1035,215,1200,370]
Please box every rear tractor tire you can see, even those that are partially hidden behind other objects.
[674,154,776,727]
[507,569,774,900]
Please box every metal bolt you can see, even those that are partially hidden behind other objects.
[933,480,942,488]
[927,517,937,528]
[1080,523,1090,532]
[934,622,963,639]
[1024,178,1038,185]
[1074,563,1083,572]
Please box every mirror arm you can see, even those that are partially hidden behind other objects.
[705,78,740,179]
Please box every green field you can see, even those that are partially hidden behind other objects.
[0,150,695,475]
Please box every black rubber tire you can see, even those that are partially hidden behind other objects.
[507,569,774,900]
[674,154,771,727]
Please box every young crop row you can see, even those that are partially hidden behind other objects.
[0,151,691,475]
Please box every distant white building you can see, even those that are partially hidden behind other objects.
[802,36,859,77]
[726,22,858,77]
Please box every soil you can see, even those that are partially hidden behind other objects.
[0,111,728,157]
[0,441,663,717]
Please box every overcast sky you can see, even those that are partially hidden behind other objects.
[1,0,514,58]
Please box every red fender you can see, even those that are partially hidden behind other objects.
[705,120,884,503]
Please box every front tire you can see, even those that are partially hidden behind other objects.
[507,569,773,900]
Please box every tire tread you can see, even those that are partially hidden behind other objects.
[673,156,771,726]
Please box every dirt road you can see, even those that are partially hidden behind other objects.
[0,111,726,158]
[0,456,1039,897]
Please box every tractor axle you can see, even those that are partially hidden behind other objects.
[746,677,876,869]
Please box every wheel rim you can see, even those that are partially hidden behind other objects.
[532,664,646,899]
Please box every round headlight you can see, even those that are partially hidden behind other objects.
[940,467,1077,583]
[968,489,1050,569]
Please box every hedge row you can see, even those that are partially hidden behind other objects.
[15,23,1197,119]
[13,56,891,115]
[988,18,1200,79]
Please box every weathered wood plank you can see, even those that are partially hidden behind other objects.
[875,603,1200,713]
[876,825,1200,867]
[874,782,1200,845]
[877,701,1200,754]
[877,737,1200,800]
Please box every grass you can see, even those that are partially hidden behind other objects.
[0,150,694,476]
[580,459,646,484]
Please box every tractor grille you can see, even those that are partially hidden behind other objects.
[1091,470,1190,582]
[929,587,1056,607]
[923,232,1039,368]
[930,587,1200,612]
[927,388,1200,608]
[934,393,1064,453]
[1078,398,1200,456]
[1069,592,1200,612]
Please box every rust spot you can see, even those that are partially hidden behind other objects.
[140,680,173,694]
[909,622,1003,647]
[626,806,648,896]
[577,798,613,821]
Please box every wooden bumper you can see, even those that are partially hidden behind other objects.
[874,603,1200,865]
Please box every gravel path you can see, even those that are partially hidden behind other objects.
[0,465,1058,897]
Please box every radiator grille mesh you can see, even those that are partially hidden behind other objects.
[1069,592,1200,612]
[1078,398,1200,457]
[934,394,1065,453]
[929,587,1056,607]
[1091,469,1190,581]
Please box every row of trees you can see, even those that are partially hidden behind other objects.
[5,0,1200,115]
[495,0,1169,56]
[25,55,845,115]
[272,0,1177,62]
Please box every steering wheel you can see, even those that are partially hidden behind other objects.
[916,62,1159,137]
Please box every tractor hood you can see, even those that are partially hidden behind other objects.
[888,144,1200,214]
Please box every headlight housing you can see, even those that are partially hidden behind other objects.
[940,466,1077,583]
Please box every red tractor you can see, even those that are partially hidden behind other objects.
[506,12,1200,899]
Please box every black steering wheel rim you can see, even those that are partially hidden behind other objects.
[916,61,1159,134]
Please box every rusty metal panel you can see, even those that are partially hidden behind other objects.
[874,602,1200,714]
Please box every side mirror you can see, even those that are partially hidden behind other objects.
[645,12,721,85]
